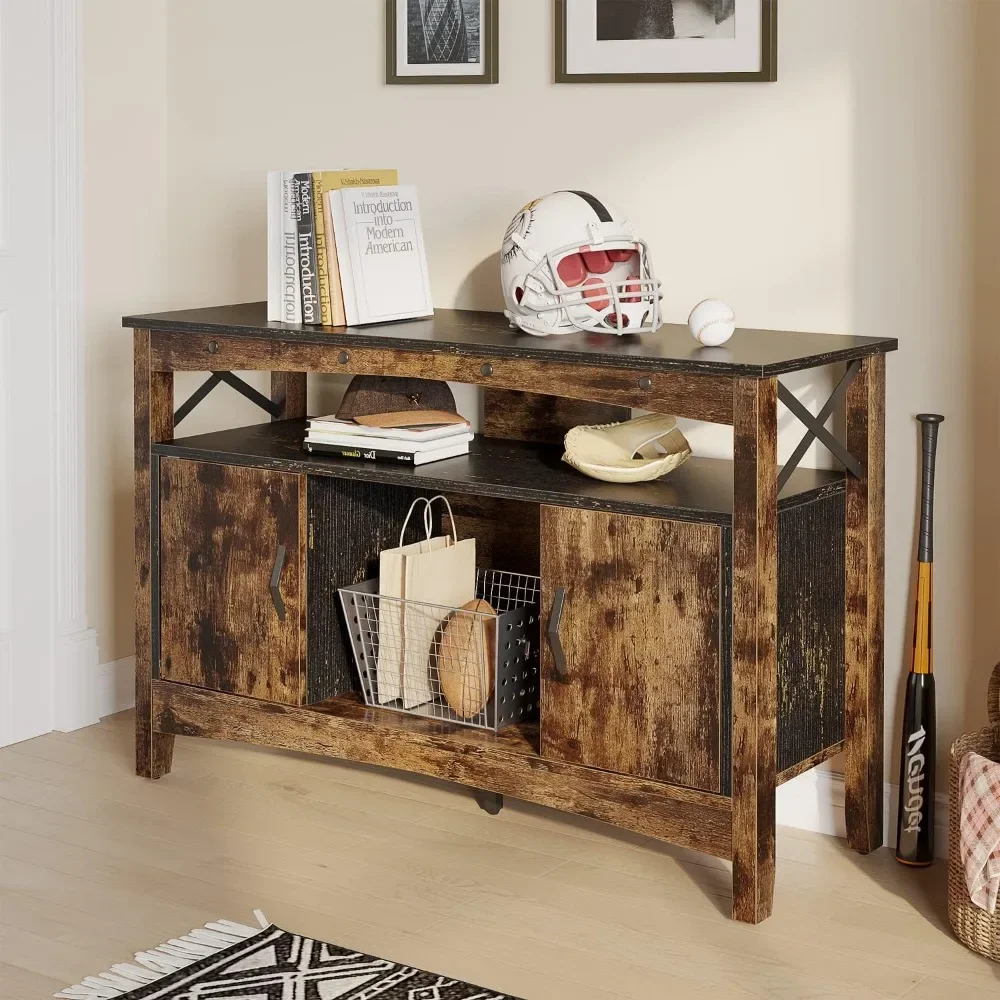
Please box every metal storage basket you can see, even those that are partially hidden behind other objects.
[948,662,1000,961]
[338,569,541,731]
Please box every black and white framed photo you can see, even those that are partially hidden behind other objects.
[556,0,777,83]
[386,0,498,85]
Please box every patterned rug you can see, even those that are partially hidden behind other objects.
[56,914,520,1000]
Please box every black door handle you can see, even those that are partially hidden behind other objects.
[547,587,567,680]
[270,544,287,622]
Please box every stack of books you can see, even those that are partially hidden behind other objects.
[267,169,433,328]
[303,417,473,467]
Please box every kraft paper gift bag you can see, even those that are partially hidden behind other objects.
[401,500,475,708]
[377,498,447,704]
[377,497,476,708]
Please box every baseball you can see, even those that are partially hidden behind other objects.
[688,299,736,347]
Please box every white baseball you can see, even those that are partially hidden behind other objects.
[688,299,736,347]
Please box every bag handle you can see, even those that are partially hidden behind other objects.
[989,662,1000,727]
[426,495,459,544]
[399,498,434,547]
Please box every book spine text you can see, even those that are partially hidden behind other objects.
[281,173,302,323]
[311,173,332,325]
[294,173,321,325]
[305,442,418,465]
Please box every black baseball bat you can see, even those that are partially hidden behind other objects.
[895,413,943,866]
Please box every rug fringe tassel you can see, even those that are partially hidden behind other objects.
[54,915,268,999]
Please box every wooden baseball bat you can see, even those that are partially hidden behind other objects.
[895,413,944,866]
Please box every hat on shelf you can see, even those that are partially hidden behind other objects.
[336,376,467,429]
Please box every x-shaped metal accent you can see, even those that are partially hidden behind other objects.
[174,371,283,427]
[777,361,864,492]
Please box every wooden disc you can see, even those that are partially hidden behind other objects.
[437,599,496,720]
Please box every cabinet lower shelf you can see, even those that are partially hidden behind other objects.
[153,418,845,525]
[152,678,733,860]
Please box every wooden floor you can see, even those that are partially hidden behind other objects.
[1,712,998,999]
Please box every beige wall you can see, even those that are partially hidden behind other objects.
[85,0,997,784]
[84,0,169,665]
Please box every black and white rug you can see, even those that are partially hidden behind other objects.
[56,914,520,1000]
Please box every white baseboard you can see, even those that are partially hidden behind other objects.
[97,655,136,719]
[53,628,100,733]
[0,632,11,746]
[777,765,949,858]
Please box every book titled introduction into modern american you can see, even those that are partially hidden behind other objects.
[327,184,433,326]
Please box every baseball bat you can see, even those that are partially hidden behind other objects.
[895,413,944,866]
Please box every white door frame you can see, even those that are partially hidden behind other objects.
[0,0,96,746]
[51,0,98,734]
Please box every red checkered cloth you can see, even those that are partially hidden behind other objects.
[960,751,1000,913]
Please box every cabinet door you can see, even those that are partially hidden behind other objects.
[158,459,305,705]
[540,506,723,793]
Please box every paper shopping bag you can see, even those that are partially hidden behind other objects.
[400,522,476,708]
[377,498,449,704]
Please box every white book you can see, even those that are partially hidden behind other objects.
[267,172,283,322]
[305,430,474,454]
[307,417,471,442]
[281,172,302,323]
[328,185,433,326]
[409,441,470,466]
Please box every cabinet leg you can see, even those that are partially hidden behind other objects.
[134,329,175,780]
[731,378,778,923]
[474,789,503,815]
[844,356,886,853]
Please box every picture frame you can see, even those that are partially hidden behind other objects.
[386,0,499,85]
[555,0,777,84]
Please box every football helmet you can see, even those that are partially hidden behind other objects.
[501,191,661,337]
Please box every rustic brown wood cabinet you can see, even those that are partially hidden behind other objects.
[129,304,896,924]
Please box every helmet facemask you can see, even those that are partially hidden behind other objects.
[508,236,662,336]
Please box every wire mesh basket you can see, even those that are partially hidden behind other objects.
[338,569,541,731]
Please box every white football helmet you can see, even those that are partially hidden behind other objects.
[501,191,661,337]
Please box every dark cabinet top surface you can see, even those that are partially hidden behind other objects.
[125,303,898,378]
[153,419,845,524]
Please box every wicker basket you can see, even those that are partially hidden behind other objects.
[948,662,1000,960]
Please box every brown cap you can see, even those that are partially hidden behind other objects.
[336,376,467,428]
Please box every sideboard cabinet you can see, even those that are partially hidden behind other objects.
[128,304,896,924]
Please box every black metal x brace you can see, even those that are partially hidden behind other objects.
[173,371,283,427]
[777,361,864,492]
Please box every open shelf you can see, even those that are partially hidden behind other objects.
[154,419,845,524]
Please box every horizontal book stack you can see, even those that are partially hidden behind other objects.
[303,417,473,467]
[267,169,433,328]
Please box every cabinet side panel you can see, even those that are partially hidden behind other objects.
[307,477,432,704]
[777,491,846,772]
[540,506,723,792]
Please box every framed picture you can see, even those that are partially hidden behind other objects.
[386,0,499,85]
[555,0,777,83]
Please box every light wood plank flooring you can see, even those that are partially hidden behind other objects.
[1,710,997,999]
